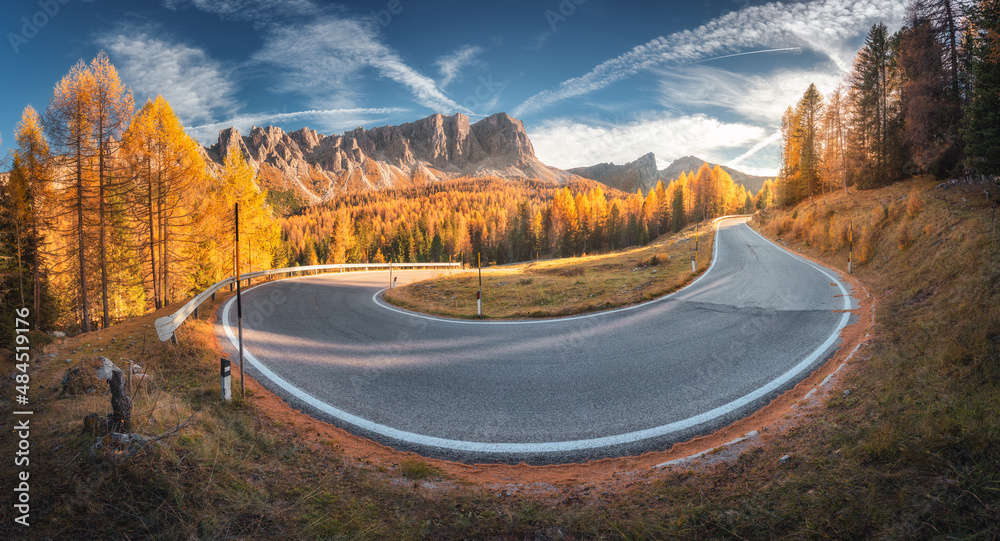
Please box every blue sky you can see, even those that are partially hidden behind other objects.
[1,0,905,176]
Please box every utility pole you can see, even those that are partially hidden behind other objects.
[235,203,245,398]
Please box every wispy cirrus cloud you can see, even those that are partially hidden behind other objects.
[162,0,320,26]
[528,114,766,170]
[252,16,467,114]
[512,0,905,117]
[166,0,466,115]
[97,26,239,125]
[435,45,483,89]
[184,107,409,143]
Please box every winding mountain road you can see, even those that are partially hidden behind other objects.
[216,218,856,463]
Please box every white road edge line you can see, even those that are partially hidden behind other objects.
[370,222,725,325]
[220,219,853,455]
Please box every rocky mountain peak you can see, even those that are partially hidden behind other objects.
[200,112,571,204]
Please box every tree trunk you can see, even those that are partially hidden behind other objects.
[99,138,109,329]
[148,172,160,309]
[943,0,960,97]
[76,128,89,333]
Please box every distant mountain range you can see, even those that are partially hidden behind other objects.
[658,155,771,194]
[200,112,576,204]
[568,153,771,194]
[198,112,770,205]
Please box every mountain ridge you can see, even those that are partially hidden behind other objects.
[198,112,771,205]
[568,153,771,194]
[200,112,575,204]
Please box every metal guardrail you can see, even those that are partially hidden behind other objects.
[154,262,461,342]
[711,214,754,225]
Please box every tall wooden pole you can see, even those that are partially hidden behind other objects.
[235,203,245,397]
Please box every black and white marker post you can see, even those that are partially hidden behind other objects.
[477,252,483,317]
[692,222,699,272]
[235,203,245,398]
[848,221,853,274]
[221,358,232,401]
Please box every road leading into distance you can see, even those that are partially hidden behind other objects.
[216,218,856,464]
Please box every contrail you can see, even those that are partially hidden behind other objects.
[725,130,783,168]
[684,47,802,66]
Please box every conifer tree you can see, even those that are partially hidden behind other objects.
[962,0,1000,176]
[45,59,97,332]
[11,106,53,328]
[89,52,134,327]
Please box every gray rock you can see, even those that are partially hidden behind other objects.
[95,357,120,381]
[202,113,572,204]
[89,432,158,462]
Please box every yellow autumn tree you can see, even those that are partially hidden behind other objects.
[123,95,209,305]
[209,147,282,282]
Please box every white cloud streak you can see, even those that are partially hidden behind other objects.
[528,114,766,170]
[251,16,467,114]
[97,27,238,125]
[253,16,467,114]
[512,0,905,117]
[725,130,783,168]
[185,107,409,142]
[162,0,319,25]
[166,0,466,114]
[435,45,483,89]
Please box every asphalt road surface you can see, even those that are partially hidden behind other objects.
[216,218,856,464]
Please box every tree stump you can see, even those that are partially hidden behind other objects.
[109,368,132,433]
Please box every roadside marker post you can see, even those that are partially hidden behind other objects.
[477,252,483,317]
[848,221,853,275]
[691,222,699,272]
[221,358,232,401]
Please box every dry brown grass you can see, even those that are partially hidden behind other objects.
[384,223,715,319]
[750,177,1000,538]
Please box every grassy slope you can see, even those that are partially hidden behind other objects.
[384,223,714,319]
[2,179,998,539]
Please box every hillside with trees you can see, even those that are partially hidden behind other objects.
[280,164,755,268]
[773,0,1000,205]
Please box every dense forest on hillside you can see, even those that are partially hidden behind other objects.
[280,165,755,267]
[773,0,1000,205]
